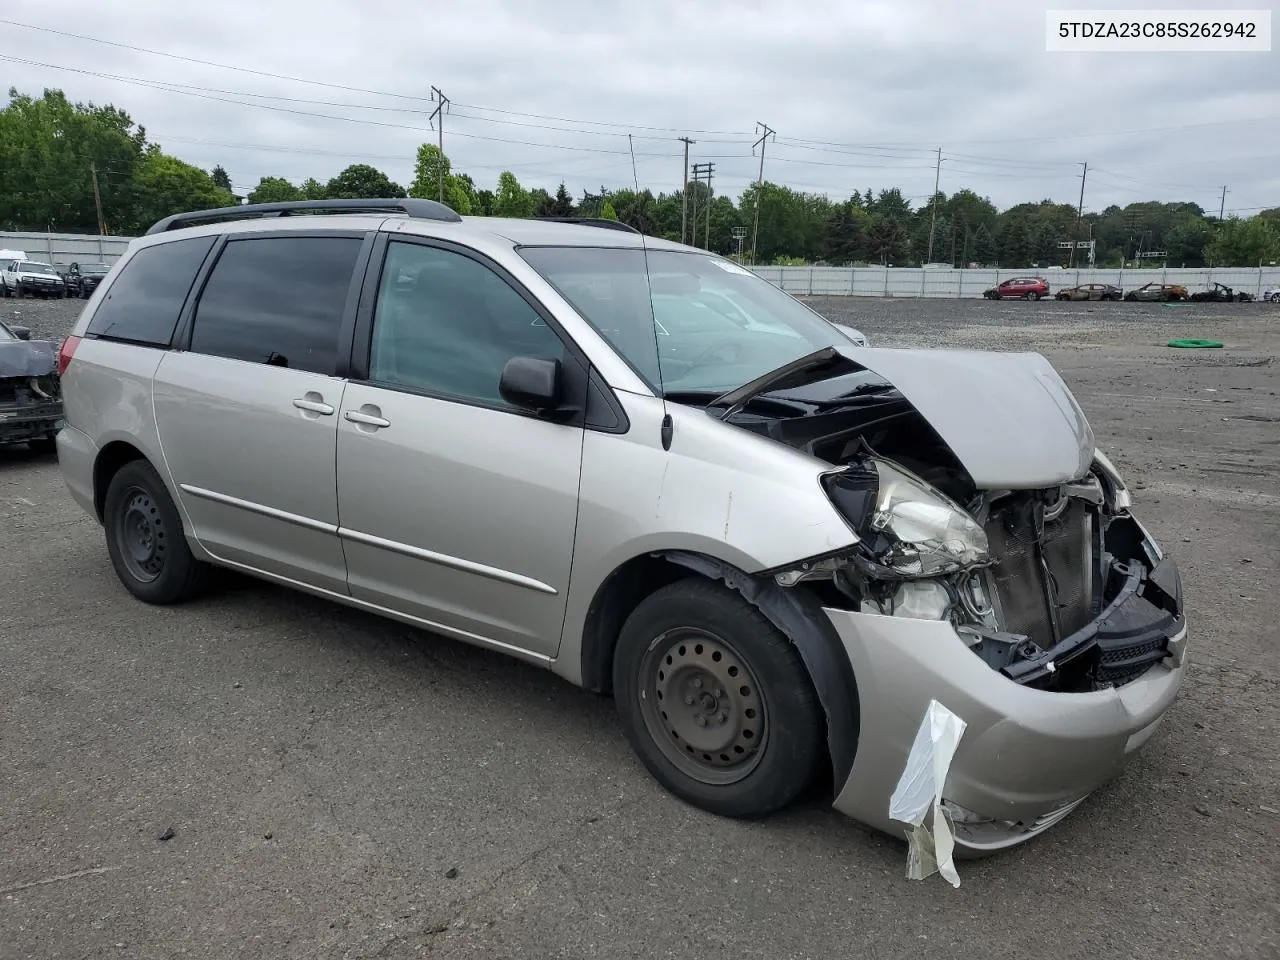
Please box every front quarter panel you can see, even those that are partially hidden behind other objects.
[558,391,857,678]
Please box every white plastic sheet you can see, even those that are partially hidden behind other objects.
[888,699,967,887]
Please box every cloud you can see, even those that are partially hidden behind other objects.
[3,0,1278,216]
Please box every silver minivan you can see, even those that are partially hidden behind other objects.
[55,199,1188,857]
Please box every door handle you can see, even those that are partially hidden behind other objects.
[344,408,391,429]
[293,396,334,415]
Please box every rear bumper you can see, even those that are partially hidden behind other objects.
[826,569,1188,848]
[55,424,97,518]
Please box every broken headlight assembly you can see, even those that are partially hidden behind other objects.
[822,457,990,580]
[771,456,994,627]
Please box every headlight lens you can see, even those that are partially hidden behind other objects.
[870,460,989,576]
[824,457,990,579]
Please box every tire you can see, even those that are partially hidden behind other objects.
[103,459,209,605]
[27,435,56,455]
[612,577,825,820]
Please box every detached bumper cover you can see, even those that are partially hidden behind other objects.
[826,558,1188,837]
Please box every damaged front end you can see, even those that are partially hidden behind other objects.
[721,346,1187,853]
[782,450,1184,695]
[0,338,64,445]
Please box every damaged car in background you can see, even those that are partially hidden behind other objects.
[57,204,1188,871]
[0,318,62,453]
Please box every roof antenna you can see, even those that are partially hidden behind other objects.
[628,133,672,451]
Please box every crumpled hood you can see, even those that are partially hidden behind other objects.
[838,345,1095,489]
[0,339,57,378]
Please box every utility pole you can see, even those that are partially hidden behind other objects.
[691,162,714,249]
[1069,161,1087,268]
[90,160,105,236]
[429,87,450,203]
[678,137,695,245]
[1219,185,1229,221]
[750,122,775,264]
[925,147,944,264]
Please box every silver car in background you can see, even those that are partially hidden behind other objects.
[55,199,1188,856]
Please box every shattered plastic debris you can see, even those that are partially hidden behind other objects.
[888,699,967,888]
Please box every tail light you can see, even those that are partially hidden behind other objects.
[57,335,81,377]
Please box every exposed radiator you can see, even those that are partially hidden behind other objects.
[985,496,1094,650]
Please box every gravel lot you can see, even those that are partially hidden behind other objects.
[3,295,1278,960]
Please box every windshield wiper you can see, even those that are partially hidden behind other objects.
[705,347,855,421]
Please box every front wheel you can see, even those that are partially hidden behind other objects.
[612,578,825,820]
[103,459,209,605]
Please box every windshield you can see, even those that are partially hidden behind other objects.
[81,263,110,275]
[19,262,56,275]
[0,323,14,342]
[518,247,845,394]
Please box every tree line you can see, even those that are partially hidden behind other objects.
[3,88,1278,267]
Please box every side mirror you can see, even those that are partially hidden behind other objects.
[500,356,562,414]
[11,325,31,340]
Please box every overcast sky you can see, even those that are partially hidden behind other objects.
[3,0,1278,217]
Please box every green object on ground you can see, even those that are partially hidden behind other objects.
[1166,338,1224,349]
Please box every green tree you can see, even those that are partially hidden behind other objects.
[493,171,535,218]
[211,164,232,192]
[600,200,618,221]
[300,177,327,200]
[247,176,302,204]
[409,143,451,201]
[0,87,148,233]
[548,183,575,217]
[133,147,235,228]
[407,143,473,212]
[1205,217,1280,266]
[823,197,872,263]
[326,163,405,199]
[1164,217,1216,266]
[867,215,910,265]
[971,223,998,265]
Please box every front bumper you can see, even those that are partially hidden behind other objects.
[16,279,64,296]
[826,557,1187,849]
[0,402,64,442]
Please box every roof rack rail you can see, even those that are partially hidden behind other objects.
[145,198,462,235]
[533,216,641,234]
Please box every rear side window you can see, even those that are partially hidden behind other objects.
[85,236,216,346]
[189,235,363,375]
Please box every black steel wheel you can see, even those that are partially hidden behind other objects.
[103,459,209,604]
[613,578,824,819]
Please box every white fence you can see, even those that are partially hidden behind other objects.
[0,231,131,267]
[749,265,1280,298]
[4,230,1278,299]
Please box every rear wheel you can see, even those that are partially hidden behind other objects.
[103,459,209,604]
[612,578,824,819]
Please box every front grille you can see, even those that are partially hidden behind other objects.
[1096,636,1167,686]
[985,496,1094,651]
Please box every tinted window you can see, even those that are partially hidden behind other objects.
[190,236,362,375]
[86,237,215,346]
[368,242,566,408]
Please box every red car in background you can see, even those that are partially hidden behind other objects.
[982,277,1050,300]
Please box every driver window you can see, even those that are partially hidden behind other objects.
[369,242,567,409]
